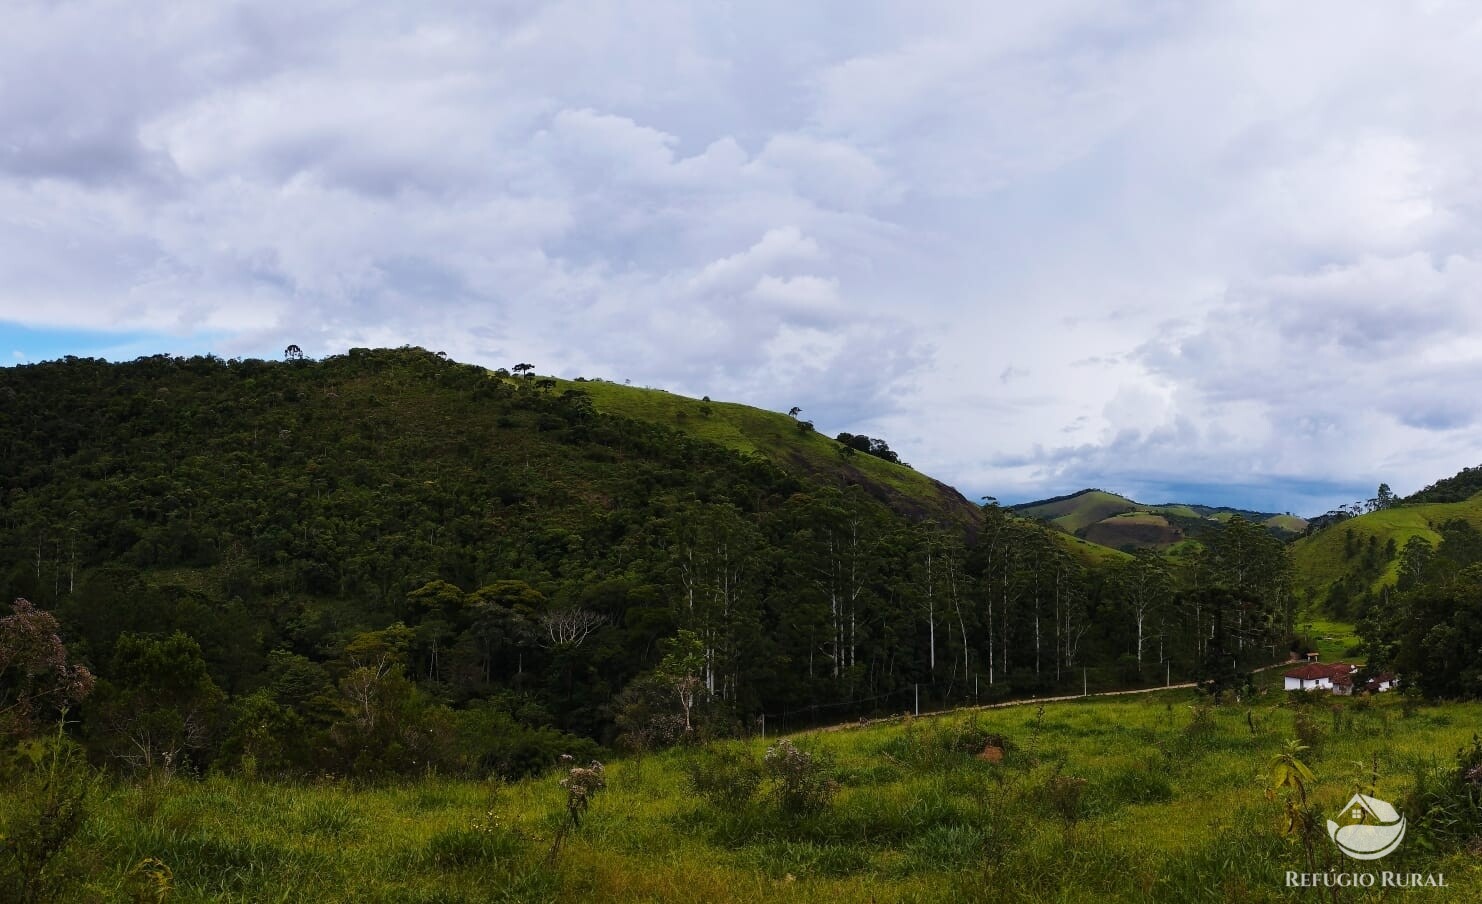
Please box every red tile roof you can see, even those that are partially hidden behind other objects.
[1284,663,1357,680]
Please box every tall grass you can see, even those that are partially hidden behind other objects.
[3,691,1477,902]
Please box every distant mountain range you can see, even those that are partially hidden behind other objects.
[1009,488,1307,553]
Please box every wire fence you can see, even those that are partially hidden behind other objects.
[749,655,1291,738]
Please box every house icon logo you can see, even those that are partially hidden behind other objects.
[1327,794,1406,860]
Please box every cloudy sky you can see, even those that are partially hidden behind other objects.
[5,1,1482,515]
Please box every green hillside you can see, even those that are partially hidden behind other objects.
[1290,494,1482,596]
[553,377,980,532]
[1081,511,1181,550]
[1011,489,1138,532]
[1054,531,1133,566]
[1263,513,1307,532]
[554,376,1125,568]
[1012,488,1303,554]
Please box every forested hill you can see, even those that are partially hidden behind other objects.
[0,348,1294,780]
[1404,463,1482,504]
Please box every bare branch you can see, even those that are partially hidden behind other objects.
[539,608,607,648]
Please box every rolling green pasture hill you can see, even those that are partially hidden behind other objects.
[1263,513,1308,533]
[550,376,980,533]
[1081,511,1182,550]
[1054,531,1133,566]
[1012,488,1304,554]
[1010,488,1139,532]
[1290,493,1482,597]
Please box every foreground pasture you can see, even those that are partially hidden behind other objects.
[7,690,1480,902]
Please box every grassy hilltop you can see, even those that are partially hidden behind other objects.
[553,376,1126,568]
[549,376,980,532]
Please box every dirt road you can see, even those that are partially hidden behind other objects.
[801,661,1296,735]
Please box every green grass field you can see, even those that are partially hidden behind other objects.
[15,690,1478,903]
[1103,512,1169,525]
[1148,503,1203,520]
[1055,532,1134,567]
[1293,615,1365,663]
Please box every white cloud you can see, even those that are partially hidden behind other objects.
[6,1,1482,513]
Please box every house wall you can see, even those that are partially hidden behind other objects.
[1284,676,1333,691]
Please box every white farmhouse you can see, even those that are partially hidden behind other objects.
[1283,662,1357,692]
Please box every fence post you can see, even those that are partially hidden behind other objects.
[1166,661,1170,687]
[914,683,919,716]
[1083,668,1087,697]
[761,713,765,739]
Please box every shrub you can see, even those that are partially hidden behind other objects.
[685,743,763,809]
[1185,704,1215,739]
[1161,703,1218,761]
[558,759,605,827]
[1030,772,1089,825]
[879,716,1011,770]
[455,704,601,780]
[1409,734,1482,851]
[764,739,838,816]
[1293,708,1325,757]
[124,858,174,904]
[1329,702,1348,736]
[0,729,96,904]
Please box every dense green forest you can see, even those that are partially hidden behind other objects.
[1,349,1298,782]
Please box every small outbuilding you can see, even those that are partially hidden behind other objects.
[1365,672,1399,693]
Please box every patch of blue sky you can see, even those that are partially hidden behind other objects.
[1,321,225,366]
